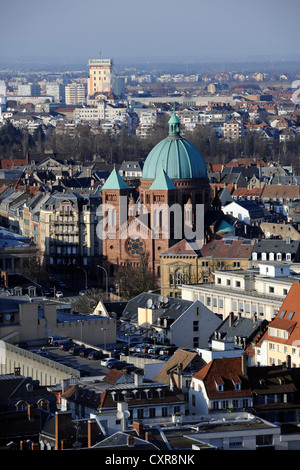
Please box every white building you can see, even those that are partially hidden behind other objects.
[65,83,86,105]
[180,263,300,322]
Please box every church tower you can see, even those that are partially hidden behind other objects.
[100,112,212,281]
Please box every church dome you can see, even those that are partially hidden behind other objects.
[142,112,207,180]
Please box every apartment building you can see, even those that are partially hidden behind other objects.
[180,263,300,322]
[39,192,101,277]
[65,83,86,105]
[45,83,65,103]
[253,283,300,367]
[223,118,243,140]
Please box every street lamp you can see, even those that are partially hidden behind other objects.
[97,265,108,300]
[77,266,88,290]
[100,327,108,351]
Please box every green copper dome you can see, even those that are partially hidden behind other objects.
[142,112,207,180]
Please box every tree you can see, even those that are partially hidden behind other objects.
[115,252,159,299]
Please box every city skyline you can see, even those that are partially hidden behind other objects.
[1,0,300,67]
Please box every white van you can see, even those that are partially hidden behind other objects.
[48,336,70,346]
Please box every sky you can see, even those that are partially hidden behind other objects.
[1,0,300,66]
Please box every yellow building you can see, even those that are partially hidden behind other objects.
[160,238,253,297]
[253,283,300,367]
[88,58,113,96]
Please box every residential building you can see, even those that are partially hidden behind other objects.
[252,282,300,367]
[223,118,243,140]
[39,192,101,279]
[222,199,269,225]
[197,312,268,364]
[189,355,253,415]
[180,263,300,322]
[60,373,185,428]
[45,83,65,103]
[17,83,41,97]
[118,161,143,179]
[252,239,300,263]
[247,364,300,424]
[117,292,222,350]
[87,58,113,96]
[65,83,86,105]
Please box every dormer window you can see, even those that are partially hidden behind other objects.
[217,384,224,392]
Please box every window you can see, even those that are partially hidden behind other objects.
[193,321,199,331]
[229,437,243,448]
[269,286,274,294]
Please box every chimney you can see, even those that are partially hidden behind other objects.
[55,411,72,450]
[28,404,35,421]
[127,435,135,447]
[88,419,97,448]
[229,311,234,326]
[31,443,40,450]
[132,420,144,437]
[134,372,143,387]
[286,354,291,369]
[145,431,153,442]
[241,353,248,376]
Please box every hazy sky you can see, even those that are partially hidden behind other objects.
[1,0,300,65]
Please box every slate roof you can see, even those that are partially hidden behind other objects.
[92,431,158,450]
[252,239,300,257]
[120,292,193,323]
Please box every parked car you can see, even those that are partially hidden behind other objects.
[122,364,137,373]
[80,348,95,358]
[88,350,104,360]
[159,347,177,356]
[69,345,85,355]
[101,357,117,367]
[107,360,127,370]
[55,291,63,298]
[147,346,163,355]
[59,342,75,351]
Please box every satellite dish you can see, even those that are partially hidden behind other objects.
[5,314,11,321]
[147,299,153,308]
[116,411,124,420]
[123,410,130,418]
[163,296,168,304]
[158,295,164,303]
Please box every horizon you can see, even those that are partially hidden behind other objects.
[1,0,300,71]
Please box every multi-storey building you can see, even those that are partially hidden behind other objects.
[39,192,101,281]
[65,83,86,105]
[252,282,300,367]
[181,263,300,322]
[45,83,65,103]
[87,58,113,97]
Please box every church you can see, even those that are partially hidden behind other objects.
[99,111,213,284]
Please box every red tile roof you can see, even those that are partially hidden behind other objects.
[200,239,253,259]
[192,356,252,399]
[256,283,300,347]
